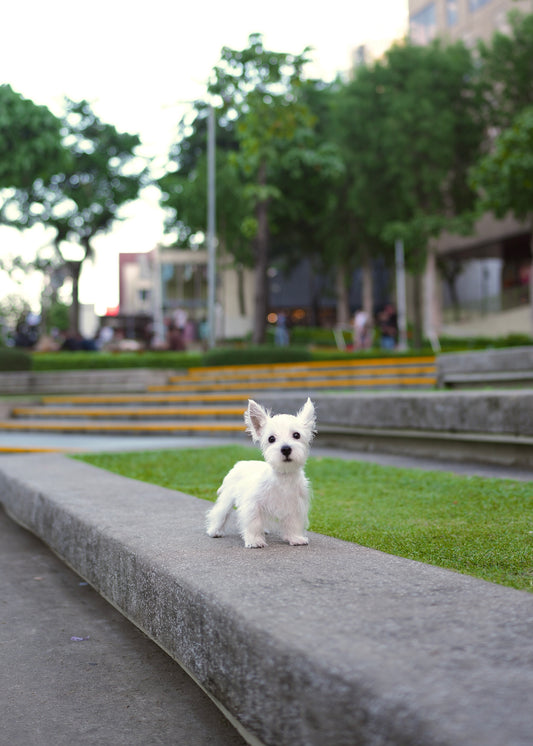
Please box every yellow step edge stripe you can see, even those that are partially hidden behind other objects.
[149,376,436,392]
[0,421,246,432]
[40,393,250,405]
[186,355,436,375]
[0,446,69,453]
[169,365,436,383]
[12,407,246,418]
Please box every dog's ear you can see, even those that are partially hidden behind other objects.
[244,399,270,442]
[297,398,317,438]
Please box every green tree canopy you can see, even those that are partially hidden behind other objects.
[208,34,316,343]
[0,85,66,190]
[469,106,533,333]
[477,10,533,129]
[470,106,533,221]
[4,99,146,333]
[159,102,250,264]
[268,80,346,323]
[347,40,484,345]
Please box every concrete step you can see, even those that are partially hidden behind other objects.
[171,356,437,384]
[0,419,245,435]
[149,374,436,393]
[1,453,531,746]
[185,355,436,373]
[3,389,533,467]
[11,405,246,420]
[40,393,250,405]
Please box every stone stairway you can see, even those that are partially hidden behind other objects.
[1,356,436,436]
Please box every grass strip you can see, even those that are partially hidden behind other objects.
[74,446,533,593]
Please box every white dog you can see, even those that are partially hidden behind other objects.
[206,398,316,548]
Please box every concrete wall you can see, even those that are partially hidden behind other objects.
[439,346,533,375]
[437,346,533,386]
[257,390,533,466]
[0,368,173,395]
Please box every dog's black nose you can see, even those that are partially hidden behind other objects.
[281,445,292,458]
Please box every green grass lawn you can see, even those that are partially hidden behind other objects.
[75,446,533,593]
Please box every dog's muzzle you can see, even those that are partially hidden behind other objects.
[281,445,292,461]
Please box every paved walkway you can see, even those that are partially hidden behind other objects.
[0,506,246,746]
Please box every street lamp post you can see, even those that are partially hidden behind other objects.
[206,104,216,349]
[157,99,217,348]
[395,238,408,350]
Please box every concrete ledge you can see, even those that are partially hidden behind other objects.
[256,391,533,467]
[0,454,532,746]
[317,426,533,467]
[0,369,175,395]
[437,346,533,388]
[441,371,533,388]
[256,390,533,436]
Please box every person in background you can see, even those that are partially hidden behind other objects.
[275,311,290,346]
[377,303,398,350]
[353,308,370,350]
[167,322,186,351]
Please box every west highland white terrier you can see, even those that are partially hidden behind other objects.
[206,398,316,548]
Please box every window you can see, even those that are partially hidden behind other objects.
[468,0,492,11]
[410,3,437,45]
[446,0,458,26]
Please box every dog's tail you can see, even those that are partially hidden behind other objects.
[205,483,235,537]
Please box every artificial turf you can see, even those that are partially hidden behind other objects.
[75,445,533,592]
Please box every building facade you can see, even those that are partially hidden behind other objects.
[408,0,533,336]
[410,0,532,45]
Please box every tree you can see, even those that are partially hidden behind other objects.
[160,103,251,260]
[0,86,66,315]
[358,40,484,346]
[208,34,314,343]
[477,11,533,130]
[161,74,345,336]
[159,101,254,323]
[437,256,465,322]
[330,64,404,326]
[267,80,345,325]
[4,100,146,333]
[469,106,533,333]
[0,85,65,191]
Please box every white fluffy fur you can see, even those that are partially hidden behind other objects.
[205,398,316,548]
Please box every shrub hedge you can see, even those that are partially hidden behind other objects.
[438,333,533,351]
[4,331,531,373]
[202,345,313,367]
[0,348,32,371]
[31,351,202,371]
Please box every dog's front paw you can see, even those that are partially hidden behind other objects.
[286,535,309,546]
[244,536,267,548]
[207,529,224,538]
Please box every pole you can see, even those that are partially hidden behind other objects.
[207,105,216,348]
[152,245,166,347]
[395,238,408,350]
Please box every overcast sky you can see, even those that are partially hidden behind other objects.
[2,0,408,314]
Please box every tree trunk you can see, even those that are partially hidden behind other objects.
[68,260,82,335]
[335,263,350,326]
[252,161,269,345]
[529,218,533,338]
[361,254,374,334]
[445,279,461,322]
[237,265,246,317]
[412,271,423,349]
[309,270,321,327]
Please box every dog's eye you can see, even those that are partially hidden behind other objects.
[268,435,276,443]
[293,432,301,439]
